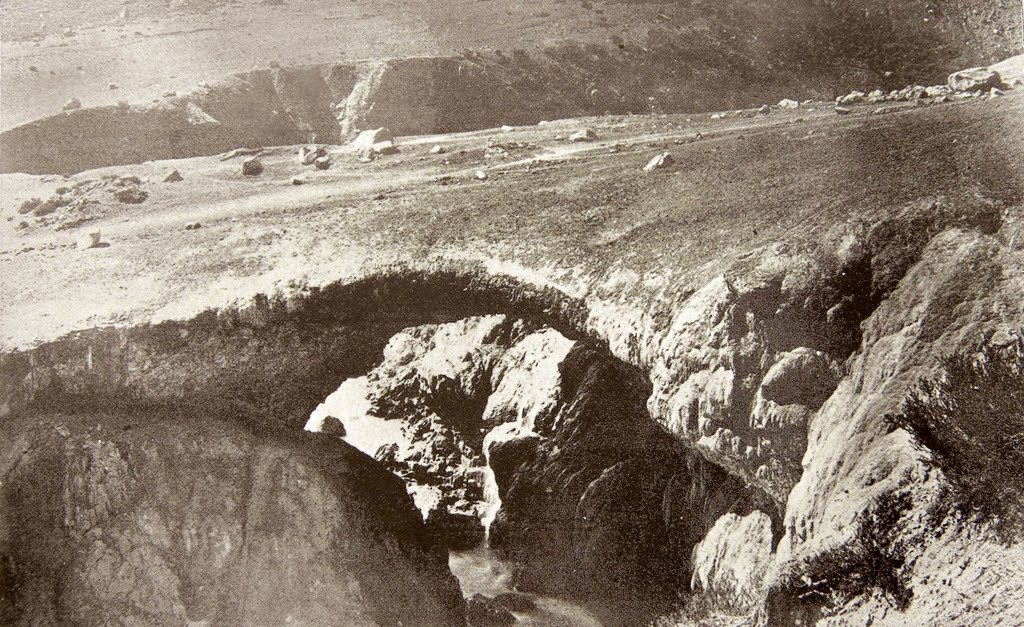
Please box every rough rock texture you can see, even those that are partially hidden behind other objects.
[485,342,778,625]
[303,313,779,624]
[690,511,775,609]
[0,409,465,626]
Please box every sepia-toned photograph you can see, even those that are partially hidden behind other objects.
[1,1,1022,625]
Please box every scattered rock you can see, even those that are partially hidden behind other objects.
[28,65,38,72]
[62,97,82,111]
[351,128,394,152]
[837,90,866,105]
[373,192,386,200]
[947,67,1003,92]
[867,89,886,102]
[466,594,517,627]
[241,157,264,176]
[314,156,332,170]
[184,222,201,230]
[320,416,347,437]
[990,87,1004,98]
[642,152,674,172]
[299,145,327,165]
[834,106,852,115]
[291,177,304,185]
[474,170,488,181]
[493,592,536,613]
[569,128,598,142]
[500,125,515,132]
[77,230,103,249]
[163,169,183,183]
[777,99,799,109]
[108,83,119,90]
[925,85,950,98]
[429,144,445,155]
[756,104,771,115]
[163,91,177,98]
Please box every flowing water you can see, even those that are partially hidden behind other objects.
[309,377,605,625]
[449,546,605,627]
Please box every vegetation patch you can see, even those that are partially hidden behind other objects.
[888,335,1024,534]
[766,491,914,623]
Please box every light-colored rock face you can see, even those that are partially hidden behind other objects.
[0,411,466,626]
[691,512,775,609]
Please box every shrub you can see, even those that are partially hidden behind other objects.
[17,198,42,215]
[887,335,1024,532]
[766,491,913,623]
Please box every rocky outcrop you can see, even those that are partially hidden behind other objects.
[0,409,465,626]
[690,512,775,609]
[301,312,781,624]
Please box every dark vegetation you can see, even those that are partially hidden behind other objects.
[888,335,1024,533]
[765,491,914,624]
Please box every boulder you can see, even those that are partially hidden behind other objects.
[242,157,264,176]
[76,230,103,249]
[351,128,394,152]
[314,156,332,170]
[62,97,82,111]
[320,415,347,436]
[291,177,305,185]
[371,140,400,155]
[642,152,674,172]
[834,106,852,115]
[948,67,1003,92]
[184,222,201,230]
[466,594,517,627]
[867,89,886,102]
[163,169,183,183]
[475,170,488,181]
[777,99,799,109]
[925,85,950,98]
[299,145,326,165]
[838,91,866,105]
[756,104,771,115]
[569,128,598,142]
[430,144,446,155]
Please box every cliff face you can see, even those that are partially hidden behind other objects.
[0,408,466,626]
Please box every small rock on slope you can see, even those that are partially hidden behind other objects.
[242,157,264,176]
[643,152,674,171]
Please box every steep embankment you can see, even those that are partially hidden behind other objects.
[0,407,466,625]
[2,0,1021,175]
